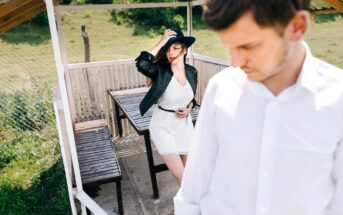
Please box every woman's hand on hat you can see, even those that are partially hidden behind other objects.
[161,29,176,45]
[150,29,176,55]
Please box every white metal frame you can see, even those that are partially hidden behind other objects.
[46,0,205,214]
[53,89,78,215]
[46,0,101,214]
[57,0,204,11]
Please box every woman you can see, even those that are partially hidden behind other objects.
[135,29,198,185]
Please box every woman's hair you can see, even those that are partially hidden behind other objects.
[146,41,188,87]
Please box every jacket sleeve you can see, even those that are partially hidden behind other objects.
[189,98,198,109]
[190,67,199,109]
[135,51,159,79]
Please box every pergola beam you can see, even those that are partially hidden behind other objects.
[57,0,204,11]
[0,0,28,15]
[0,0,59,34]
[0,0,45,33]
[321,0,343,11]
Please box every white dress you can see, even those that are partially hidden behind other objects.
[149,76,195,155]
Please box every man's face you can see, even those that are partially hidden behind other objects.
[218,12,292,84]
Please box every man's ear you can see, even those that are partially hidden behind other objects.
[287,10,310,41]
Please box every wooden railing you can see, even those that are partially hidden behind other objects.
[67,59,145,118]
[193,54,229,103]
[66,54,229,136]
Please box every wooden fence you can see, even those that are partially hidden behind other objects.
[66,54,229,136]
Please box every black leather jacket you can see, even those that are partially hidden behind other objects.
[135,51,198,116]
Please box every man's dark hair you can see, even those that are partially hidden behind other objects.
[203,0,310,31]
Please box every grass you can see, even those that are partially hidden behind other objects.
[0,126,71,215]
[0,80,70,214]
[306,13,343,66]
[0,10,342,214]
[0,11,342,91]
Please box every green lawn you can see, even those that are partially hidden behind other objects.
[0,11,342,91]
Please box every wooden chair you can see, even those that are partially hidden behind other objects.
[74,119,123,215]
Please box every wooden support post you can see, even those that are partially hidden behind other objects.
[187,0,194,66]
[81,25,90,63]
[81,25,97,116]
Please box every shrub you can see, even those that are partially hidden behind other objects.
[110,1,183,34]
[0,92,10,129]
[30,77,55,129]
[61,0,72,4]
[10,92,36,131]
[110,1,203,35]
[0,142,14,170]
[31,12,49,26]
[85,0,112,4]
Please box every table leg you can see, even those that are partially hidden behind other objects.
[144,133,159,199]
[113,101,123,137]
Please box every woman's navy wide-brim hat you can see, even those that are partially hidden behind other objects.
[162,29,196,50]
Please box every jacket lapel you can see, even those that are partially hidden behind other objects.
[185,67,196,94]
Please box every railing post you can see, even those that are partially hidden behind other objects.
[55,5,76,122]
[187,0,194,66]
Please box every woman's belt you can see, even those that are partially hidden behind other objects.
[157,105,176,113]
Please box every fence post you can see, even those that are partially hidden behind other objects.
[81,25,97,116]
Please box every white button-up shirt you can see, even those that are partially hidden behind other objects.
[174,43,343,215]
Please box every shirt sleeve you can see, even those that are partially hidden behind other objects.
[325,139,343,215]
[135,51,159,79]
[174,78,219,215]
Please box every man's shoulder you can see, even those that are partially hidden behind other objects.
[315,58,343,82]
[313,58,343,107]
[210,66,246,86]
[202,67,246,104]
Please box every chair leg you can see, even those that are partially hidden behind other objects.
[116,181,124,215]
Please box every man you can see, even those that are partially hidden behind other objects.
[174,0,343,214]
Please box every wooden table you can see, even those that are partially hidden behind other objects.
[109,87,199,198]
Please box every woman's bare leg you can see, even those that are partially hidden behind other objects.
[161,154,185,185]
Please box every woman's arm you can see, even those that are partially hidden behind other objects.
[149,29,176,56]
[135,29,176,79]
[135,51,159,79]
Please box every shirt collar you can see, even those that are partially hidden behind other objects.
[295,41,318,94]
[246,41,318,101]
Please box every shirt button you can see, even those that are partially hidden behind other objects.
[259,206,267,213]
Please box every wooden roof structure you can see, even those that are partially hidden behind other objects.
[0,0,342,34]
[311,0,343,13]
[0,0,60,34]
